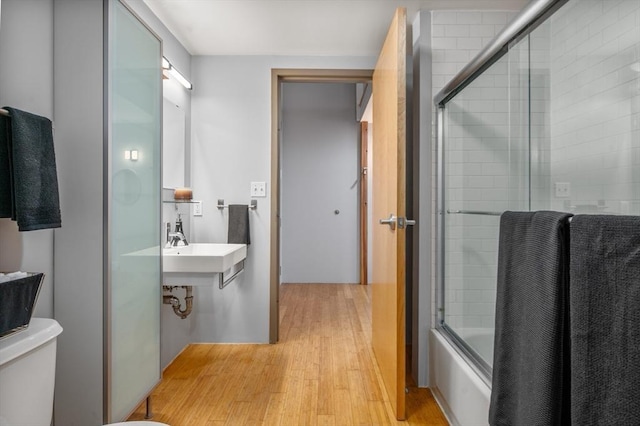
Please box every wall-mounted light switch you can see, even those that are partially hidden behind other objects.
[251,182,267,198]
[193,200,203,216]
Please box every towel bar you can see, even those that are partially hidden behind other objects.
[217,199,257,210]
[447,209,574,222]
[447,209,503,216]
[219,259,245,289]
[0,108,54,131]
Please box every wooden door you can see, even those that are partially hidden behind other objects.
[371,7,407,421]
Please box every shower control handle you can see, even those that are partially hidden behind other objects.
[379,214,397,231]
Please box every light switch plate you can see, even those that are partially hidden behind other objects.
[251,182,267,198]
[554,182,571,198]
[193,200,202,216]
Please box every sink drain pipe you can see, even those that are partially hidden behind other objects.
[163,285,193,319]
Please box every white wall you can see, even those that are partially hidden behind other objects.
[188,55,374,343]
[281,82,359,284]
[0,0,54,319]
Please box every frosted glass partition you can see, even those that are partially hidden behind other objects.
[437,0,640,378]
[109,0,161,421]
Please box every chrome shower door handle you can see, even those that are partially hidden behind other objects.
[379,214,397,230]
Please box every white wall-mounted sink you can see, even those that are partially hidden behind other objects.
[127,243,247,287]
[163,243,246,274]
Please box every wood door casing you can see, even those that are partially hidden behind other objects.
[371,7,407,421]
[270,69,374,343]
[360,121,369,286]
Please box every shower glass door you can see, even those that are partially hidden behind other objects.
[440,35,530,375]
[108,0,162,421]
[437,0,640,382]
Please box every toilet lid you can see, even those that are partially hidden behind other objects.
[106,422,170,426]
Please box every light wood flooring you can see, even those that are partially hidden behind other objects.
[129,283,448,425]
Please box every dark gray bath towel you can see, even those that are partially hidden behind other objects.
[0,107,61,231]
[489,211,573,426]
[570,215,640,426]
[228,204,250,244]
[0,115,11,217]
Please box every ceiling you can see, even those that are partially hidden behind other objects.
[142,0,529,57]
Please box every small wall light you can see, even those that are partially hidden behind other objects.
[125,150,139,161]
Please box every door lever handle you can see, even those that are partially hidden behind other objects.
[379,214,397,230]
[398,217,416,229]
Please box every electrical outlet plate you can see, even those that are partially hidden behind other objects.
[251,182,267,198]
[554,182,571,198]
[193,200,202,216]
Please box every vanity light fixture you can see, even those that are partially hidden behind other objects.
[162,56,192,90]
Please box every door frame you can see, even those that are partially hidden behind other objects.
[360,121,369,286]
[269,68,373,343]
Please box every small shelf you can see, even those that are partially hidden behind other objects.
[163,200,197,204]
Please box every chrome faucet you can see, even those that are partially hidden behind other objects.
[166,216,188,247]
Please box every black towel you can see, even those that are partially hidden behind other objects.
[489,211,572,426]
[228,204,250,244]
[0,115,11,217]
[570,215,640,426]
[0,107,61,231]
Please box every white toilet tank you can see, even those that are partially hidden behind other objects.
[0,318,63,426]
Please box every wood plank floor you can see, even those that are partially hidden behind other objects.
[129,283,448,425]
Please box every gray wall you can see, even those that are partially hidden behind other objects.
[53,1,105,424]
[0,0,55,319]
[281,82,359,284]
[412,10,433,388]
[187,55,375,343]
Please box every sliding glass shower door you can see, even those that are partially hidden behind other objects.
[440,36,530,374]
[437,0,640,378]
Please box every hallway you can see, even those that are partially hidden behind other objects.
[130,284,448,425]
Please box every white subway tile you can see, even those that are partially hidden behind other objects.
[445,25,470,38]
[457,37,482,50]
[482,12,507,25]
[433,11,458,25]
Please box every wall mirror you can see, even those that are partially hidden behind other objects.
[162,98,185,188]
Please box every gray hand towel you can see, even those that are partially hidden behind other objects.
[228,204,250,244]
[570,215,640,426]
[1,107,61,231]
[489,211,572,426]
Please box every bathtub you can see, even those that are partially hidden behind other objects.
[430,328,494,426]
[455,327,494,367]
